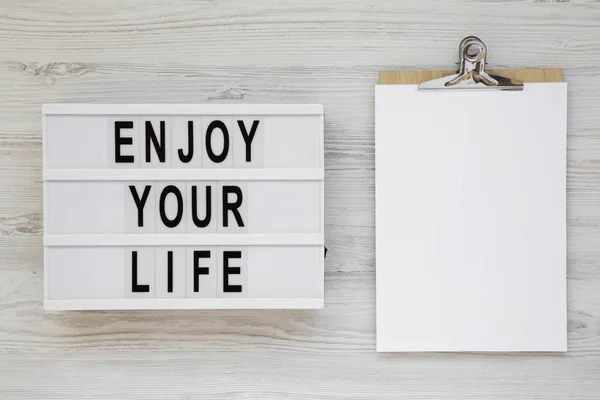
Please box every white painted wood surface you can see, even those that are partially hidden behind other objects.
[1,0,600,398]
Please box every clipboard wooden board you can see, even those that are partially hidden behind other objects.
[375,38,567,352]
[379,68,563,85]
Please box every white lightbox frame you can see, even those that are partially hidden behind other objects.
[42,104,324,310]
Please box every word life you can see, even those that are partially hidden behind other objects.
[131,249,244,294]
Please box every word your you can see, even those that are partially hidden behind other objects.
[131,249,243,293]
[129,184,244,228]
[114,119,260,164]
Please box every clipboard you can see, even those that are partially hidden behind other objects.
[375,36,567,353]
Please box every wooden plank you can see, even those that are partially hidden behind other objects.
[379,68,563,84]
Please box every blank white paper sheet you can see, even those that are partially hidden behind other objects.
[375,83,567,352]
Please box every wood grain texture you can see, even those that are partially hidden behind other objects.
[1,0,600,398]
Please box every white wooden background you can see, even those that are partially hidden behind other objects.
[1,0,599,398]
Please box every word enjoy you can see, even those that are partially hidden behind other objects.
[114,119,260,164]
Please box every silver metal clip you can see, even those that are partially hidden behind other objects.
[418,36,523,91]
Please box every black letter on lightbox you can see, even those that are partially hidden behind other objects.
[167,250,174,293]
[223,251,242,293]
[178,120,195,163]
[131,251,150,293]
[191,185,212,228]
[145,121,166,163]
[193,250,211,293]
[129,185,152,227]
[237,120,259,162]
[205,120,229,163]
[115,121,134,163]
[222,186,244,227]
[159,185,183,228]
